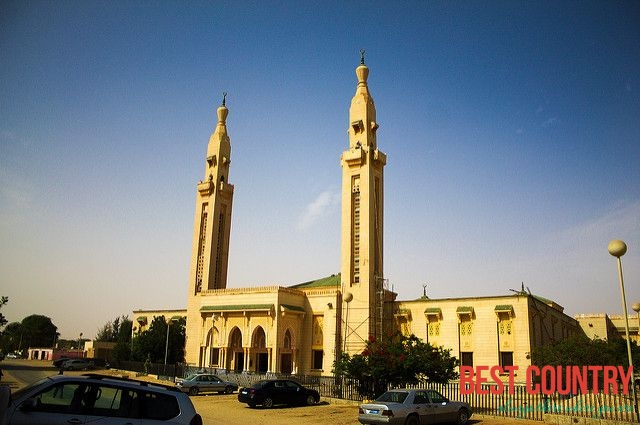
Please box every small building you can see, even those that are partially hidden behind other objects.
[84,341,117,361]
[27,348,54,361]
[394,292,581,378]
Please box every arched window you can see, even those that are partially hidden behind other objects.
[229,327,242,349]
[283,329,292,350]
[252,327,266,349]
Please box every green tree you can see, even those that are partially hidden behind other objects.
[531,334,640,389]
[96,316,128,342]
[131,316,185,364]
[0,296,8,328]
[111,317,133,361]
[20,315,58,348]
[334,332,459,399]
[0,322,22,353]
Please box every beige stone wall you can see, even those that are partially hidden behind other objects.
[184,285,341,374]
[395,294,580,382]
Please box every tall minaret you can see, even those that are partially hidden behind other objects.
[185,95,234,365]
[340,51,387,354]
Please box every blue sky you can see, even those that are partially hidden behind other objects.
[1,1,639,339]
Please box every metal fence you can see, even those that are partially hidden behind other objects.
[110,362,638,422]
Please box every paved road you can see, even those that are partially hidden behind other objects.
[1,359,57,389]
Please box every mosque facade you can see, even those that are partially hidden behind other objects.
[174,56,582,376]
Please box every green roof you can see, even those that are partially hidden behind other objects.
[200,304,274,312]
[495,305,514,312]
[290,273,341,289]
[281,304,305,312]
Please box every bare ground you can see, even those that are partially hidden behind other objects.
[1,361,543,425]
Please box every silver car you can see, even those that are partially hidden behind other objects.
[358,388,472,425]
[61,359,94,370]
[4,373,203,425]
[175,373,238,396]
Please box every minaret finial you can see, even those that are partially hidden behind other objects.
[360,49,365,65]
[222,92,227,107]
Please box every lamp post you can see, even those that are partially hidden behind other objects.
[343,292,353,354]
[164,320,171,366]
[608,239,638,421]
[633,303,640,346]
[164,317,179,366]
[77,332,83,359]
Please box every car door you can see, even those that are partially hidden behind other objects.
[209,375,224,392]
[426,390,457,423]
[7,382,87,425]
[81,384,142,425]
[412,390,433,424]
[196,375,210,393]
[283,380,305,404]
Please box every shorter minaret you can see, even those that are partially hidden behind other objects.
[186,95,235,365]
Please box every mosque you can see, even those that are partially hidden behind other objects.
[134,54,582,378]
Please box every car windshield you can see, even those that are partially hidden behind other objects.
[376,391,409,403]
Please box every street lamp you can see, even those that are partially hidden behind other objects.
[608,239,638,421]
[633,303,640,345]
[343,292,353,353]
[164,317,178,365]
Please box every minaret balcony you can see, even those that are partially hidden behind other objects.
[197,181,214,196]
[373,149,387,166]
[218,181,235,196]
[342,147,365,166]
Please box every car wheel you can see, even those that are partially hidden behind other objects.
[306,394,317,405]
[262,397,274,408]
[457,408,470,425]
[404,414,419,425]
[224,386,234,394]
[189,387,199,396]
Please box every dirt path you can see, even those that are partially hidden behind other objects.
[191,393,544,425]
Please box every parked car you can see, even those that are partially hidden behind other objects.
[61,359,94,370]
[52,357,71,368]
[238,379,320,408]
[358,388,472,425]
[4,373,203,424]
[175,373,238,396]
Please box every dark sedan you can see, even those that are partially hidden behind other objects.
[238,379,320,408]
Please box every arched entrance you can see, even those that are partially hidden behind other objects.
[251,326,268,373]
[228,327,244,372]
[280,329,293,374]
[202,326,220,367]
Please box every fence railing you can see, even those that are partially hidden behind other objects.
[109,361,638,422]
